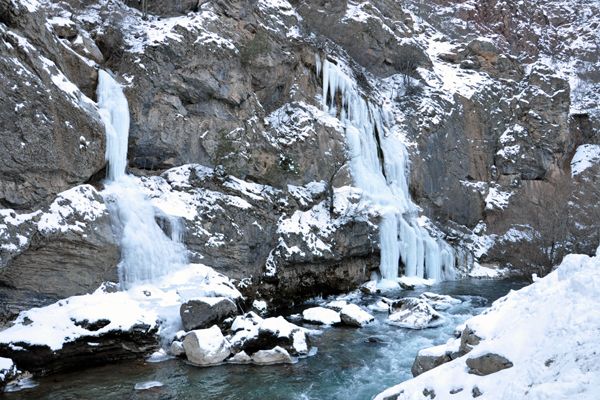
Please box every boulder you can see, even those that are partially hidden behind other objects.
[229,313,309,356]
[251,346,294,365]
[228,351,252,364]
[180,297,238,331]
[169,341,185,357]
[419,292,462,311]
[340,304,375,327]
[466,353,514,376]
[386,298,444,329]
[183,325,231,366]
[302,307,341,325]
[0,357,17,390]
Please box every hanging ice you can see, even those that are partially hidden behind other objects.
[96,70,187,289]
[316,56,456,283]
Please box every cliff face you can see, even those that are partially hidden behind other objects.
[0,0,598,319]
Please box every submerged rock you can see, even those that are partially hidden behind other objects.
[302,307,341,325]
[386,298,443,329]
[340,304,375,327]
[183,325,231,366]
[251,346,294,365]
[180,297,238,331]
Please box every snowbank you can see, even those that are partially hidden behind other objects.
[376,251,600,400]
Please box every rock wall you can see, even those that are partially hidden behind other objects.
[0,0,598,319]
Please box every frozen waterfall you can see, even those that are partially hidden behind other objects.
[317,56,456,283]
[96,70,187,289]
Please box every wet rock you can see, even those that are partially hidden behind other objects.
[183,325,231,366]
[180,297,238,331]
[466,353,514,376]
[302,307,341,325]
[228,350,252,364]
[386,298,444,329]
[251,346,294,365]
[339,304,375,327]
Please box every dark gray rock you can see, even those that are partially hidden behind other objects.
[180,297,238,331]
[466,353,514,376]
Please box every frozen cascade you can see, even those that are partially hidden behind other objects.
[317,56,455,283]
[96,70,187,289]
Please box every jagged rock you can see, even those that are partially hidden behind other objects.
[183,325,231,366]
[302,307,341,325]
[0,185,119,323]
[412,351,453,377]
[339,304,375,327]
[386,298,444,329]
[251,346,294,365]
[466,353,514,376]
[180,297,238,331]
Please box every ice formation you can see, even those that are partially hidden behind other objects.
[317,55,455,283]
[96,70,187,288]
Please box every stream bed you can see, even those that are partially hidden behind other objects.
[5,279,527,400]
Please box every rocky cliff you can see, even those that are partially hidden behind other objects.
[0,0,598,321]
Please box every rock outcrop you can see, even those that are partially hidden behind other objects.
[180,297,238,331]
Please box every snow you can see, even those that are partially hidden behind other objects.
[468,263,508,279]
[571,144,600,176]
[302,307,341,325]
[485,186,513,210]
[376,251,600,400]
[340,304,374,326]
[0,263,241,351]
[0,357,15,382]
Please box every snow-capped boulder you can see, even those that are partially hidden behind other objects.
[340,304,374,327]
[228,351,252,364]
[169,341,185,357]
[386,298,444,329]
[0,357,17,390]
[183,326,231,366]
[419,292,462,311]
[302,307,341,325]
[228,313,309,356]
[251,346,294,365]
[180,297,238,331]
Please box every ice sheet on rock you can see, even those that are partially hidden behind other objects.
[376,251,600,400]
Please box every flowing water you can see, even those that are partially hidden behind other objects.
[5,279,527,400]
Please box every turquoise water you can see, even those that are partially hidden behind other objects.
[5,279,526,400]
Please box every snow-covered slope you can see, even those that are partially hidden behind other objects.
[376,248,600,399]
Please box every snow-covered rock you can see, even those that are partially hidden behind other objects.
[376,252,600,400]
[0,357,17,389]
[419,292,462,311]
[302,307,341,325]
[169,341,185,357]
[386,298,444,329]
[228,313,309,356]
[339,304,374,327]
[251,346,294,365]
[228,351,252,364]
[183,325,231,366]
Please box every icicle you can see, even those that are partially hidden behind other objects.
[316,55,456,282]
[97,70,187,289]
